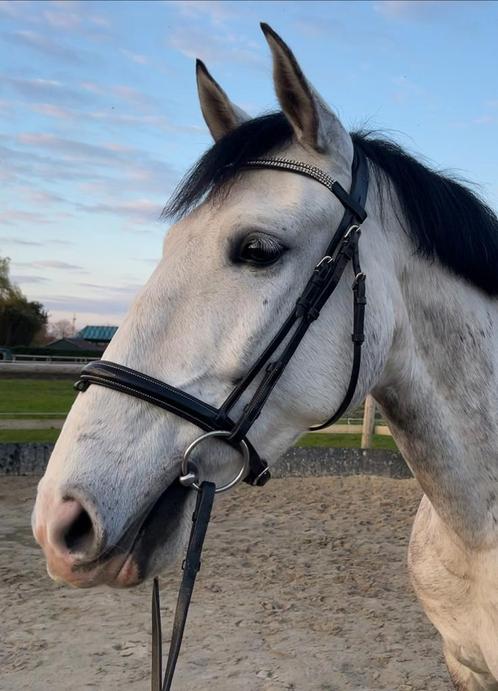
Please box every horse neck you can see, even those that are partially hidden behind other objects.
[372,203,498,549]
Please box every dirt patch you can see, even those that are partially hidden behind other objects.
[0,475,451,690]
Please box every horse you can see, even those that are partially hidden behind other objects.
[32,24,498,690]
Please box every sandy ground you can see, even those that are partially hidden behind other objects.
[0,475,452,691]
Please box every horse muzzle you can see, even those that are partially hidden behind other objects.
[33,476,194,588]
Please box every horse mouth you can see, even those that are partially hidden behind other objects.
[74,478,193,588]
[120,479,192,585]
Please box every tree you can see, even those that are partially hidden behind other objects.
[47,319,74,340]
[0,257,48,347]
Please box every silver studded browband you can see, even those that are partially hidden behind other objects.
[243,157,336,192]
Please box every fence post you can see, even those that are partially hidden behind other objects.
[361,395,376,449]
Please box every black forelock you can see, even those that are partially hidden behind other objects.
[163,111,498,296]
[162,112,293,219]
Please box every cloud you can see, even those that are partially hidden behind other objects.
[168,26,264,67]
[15,260,85,271]
[75,198,163,224]
[390,75,424,104]
[171,0,239,24]
[12,274,49,284]
[30,102,74,119]
[2,75,161,113]
[77,281,142,294]
[0,235,43,246]
[474,115,496,126]
[43,292,137,318]
[42,8,82,30]
[79,81,104,95]
[374,0,488,21]
[17,132,136,165]
[0,75,90,105]
[110,84,158,111]
[121,49,148,65]
[25,188,66,205]
[292,16,345,39]
[3,29,85,64]
[0,1,25,18]
[0,209,53,226]
[27,100,201,134]
[7,132,179,199]
[48,239,76,246]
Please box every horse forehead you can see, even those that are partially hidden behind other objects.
[209,171,331,234]
[163,156,335,251]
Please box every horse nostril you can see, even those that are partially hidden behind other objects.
[47,498,100,559]
[64,506,94,553]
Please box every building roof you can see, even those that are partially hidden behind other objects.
[77,325,118,342]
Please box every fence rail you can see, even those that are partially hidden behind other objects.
[12,354,96,363]
[0,362,390,447]
[0,362,82,375]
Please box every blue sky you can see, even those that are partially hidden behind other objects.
[2,0,498,327]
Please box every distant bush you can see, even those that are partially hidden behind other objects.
[11,346,102,358]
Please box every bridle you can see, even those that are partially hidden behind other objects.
[74,147,369,690]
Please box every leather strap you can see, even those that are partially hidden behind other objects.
[309,241,366,429]
[152,481,216,691]
[75,361,270,487]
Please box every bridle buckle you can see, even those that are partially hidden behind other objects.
[343,223,361,240]
[352,271,366,288]
[315,255,333,269]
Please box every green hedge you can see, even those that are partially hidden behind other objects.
[11,346,102,358]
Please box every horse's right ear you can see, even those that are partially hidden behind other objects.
[196,60,250,141]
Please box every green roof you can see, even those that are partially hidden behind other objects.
[77,325,118,342]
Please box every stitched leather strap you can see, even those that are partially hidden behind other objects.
[151,481,216,691]
[75,362,270,487]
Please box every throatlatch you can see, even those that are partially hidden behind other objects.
[75,146,369,690]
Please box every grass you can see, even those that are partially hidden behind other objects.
[0,429,61,443]
[0,379,76,418]
[0,379,398,451]
[0,429,398,450]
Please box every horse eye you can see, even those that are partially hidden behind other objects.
[236,233,286,267]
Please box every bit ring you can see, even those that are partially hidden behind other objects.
[180,430,250,494]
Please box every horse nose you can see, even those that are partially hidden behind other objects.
[48,498,99,557]
[33,489,106,581]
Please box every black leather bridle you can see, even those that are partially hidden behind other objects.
[74,148,369,690]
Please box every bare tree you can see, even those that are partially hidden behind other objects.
[48,319,75,340]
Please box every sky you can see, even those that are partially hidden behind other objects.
[1,0,498,328]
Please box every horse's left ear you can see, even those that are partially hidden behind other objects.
[196,59,250,141]
[261,23,352,160]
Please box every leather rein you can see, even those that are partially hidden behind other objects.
[74,148,369,690]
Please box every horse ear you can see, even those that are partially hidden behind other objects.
[196,59,250,141]
[260,23,351,159]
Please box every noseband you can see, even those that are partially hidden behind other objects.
[74,148,369,689]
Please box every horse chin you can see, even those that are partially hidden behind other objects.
[108,479,195,589]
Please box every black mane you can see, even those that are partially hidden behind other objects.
[164,112,498,296]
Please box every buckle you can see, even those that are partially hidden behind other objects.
[352,271,366,288]
[315,255,333,269]
[343,224,361,241]
[251,466,271,487]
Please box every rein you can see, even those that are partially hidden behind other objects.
[74,148,369,689]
